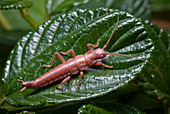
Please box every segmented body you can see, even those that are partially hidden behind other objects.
[20,50,98,90]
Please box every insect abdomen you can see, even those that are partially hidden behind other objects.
[34,63,70,87]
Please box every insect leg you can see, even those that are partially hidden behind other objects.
[17,79,27,92]
[94,62,113,68]
[21,86,27,92]
[87,39,100,50]
[43,52,65,68]
[60,49,76,57]
[77,71,84,91]
[56,76,71,88]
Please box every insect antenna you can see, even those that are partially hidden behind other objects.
[103,18,152,65]
[103,18,119,50]
[110,53,152,64]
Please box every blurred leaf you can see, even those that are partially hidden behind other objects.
[127,92,164,113]
[110,0,151,19]
[27,0,47,26]
[0,10,33,30]
[0,0,46,30]
[150,0,170,11]
[74,0,151,19]
[165,29,170,36]
[136,21,170,105]
[1,8,153,111]
[0,26,28,43]
[46,0,89,15]
[78,103,144,114]
[0,108,8,114]
[0,0,33,10]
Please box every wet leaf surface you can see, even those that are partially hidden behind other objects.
[1,8,153,111]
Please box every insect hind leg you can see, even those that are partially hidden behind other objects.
[43,52,65,68]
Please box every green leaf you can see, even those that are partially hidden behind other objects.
[110,0,151,19]
[0,0,33,10]
[46,0,89,15]
[78,104,111,114]
[0,27,28,44]
[0,108,8,114]
[150,0,170,11]
[78,103,144,114]
[0,0,47,30]
[0,27,28,99]
[1,8,153,111]
[136,21,170,104]
[74,0,151,19]
[126,91,164,113]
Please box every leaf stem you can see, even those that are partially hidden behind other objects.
[19,9,38,29]
[0,11,13,30]
[46,12,51,20]
[0,97,6,106]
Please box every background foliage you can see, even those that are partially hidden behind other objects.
[0,0,170,113]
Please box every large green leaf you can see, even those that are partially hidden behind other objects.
[78,103,144,114]
[136,21,170,104]
[0,0,32,10]
[1,8,153,111]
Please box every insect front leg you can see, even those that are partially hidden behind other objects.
[43,52,65,68]
[94,62,113,68]
[60,49,76,57]
[87,39,100,50]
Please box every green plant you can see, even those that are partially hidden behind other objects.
[0,0,169,113]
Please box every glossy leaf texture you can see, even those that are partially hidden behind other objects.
[46,0,89,15]
[74,0,151,19]
[136,21,170,104]
[0,0,33,10]
[78,103,144,114]
[1,8,153,110]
